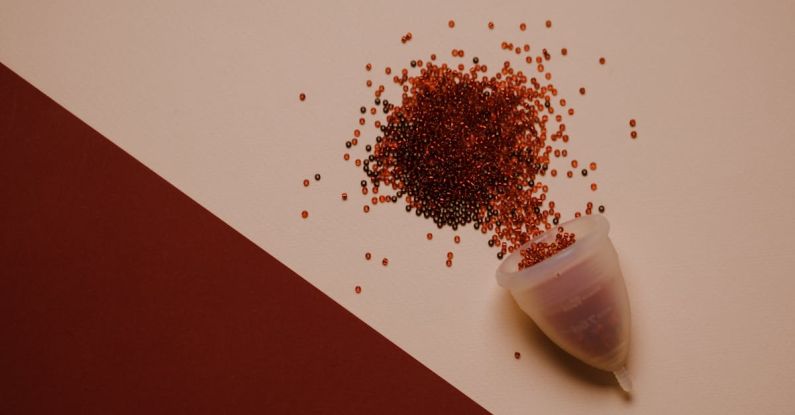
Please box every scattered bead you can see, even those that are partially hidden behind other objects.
[518,228,575,269]
[336,25,622,272]
[301,210,308,219]
[299,93,306,101]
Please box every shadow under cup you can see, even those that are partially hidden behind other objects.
[495,215,632,392]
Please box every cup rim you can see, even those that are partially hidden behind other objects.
[495,214,610,291]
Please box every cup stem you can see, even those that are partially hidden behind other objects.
[613,366,633,393]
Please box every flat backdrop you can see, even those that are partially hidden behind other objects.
[2,0,794,413]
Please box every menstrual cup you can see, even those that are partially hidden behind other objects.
[495,215,633,392]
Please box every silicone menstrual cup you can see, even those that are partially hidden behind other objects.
[495,215,633,392]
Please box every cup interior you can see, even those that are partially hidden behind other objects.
[495,214,610,291]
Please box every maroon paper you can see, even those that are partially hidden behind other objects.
[0,62,488,414]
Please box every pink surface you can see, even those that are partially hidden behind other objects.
[2,0,795,413]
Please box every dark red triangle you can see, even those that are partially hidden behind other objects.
[0,62,488,414]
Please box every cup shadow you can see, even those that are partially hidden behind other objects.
[494,288,632,400]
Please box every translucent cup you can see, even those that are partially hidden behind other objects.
[495,215,633,392]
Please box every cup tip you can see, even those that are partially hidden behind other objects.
[613,366,633,393]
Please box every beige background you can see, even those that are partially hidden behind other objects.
[3,0,795,413]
